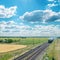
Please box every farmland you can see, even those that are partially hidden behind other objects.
[0,37,48,60]
[0,44,26,53]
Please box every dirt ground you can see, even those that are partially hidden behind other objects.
[0,44,26,53]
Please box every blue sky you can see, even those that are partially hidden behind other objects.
[0,0,60,37]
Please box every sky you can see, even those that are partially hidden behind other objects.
[0,0,60,37]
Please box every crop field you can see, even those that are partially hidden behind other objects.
[43,38,60,60]
[0,37,48,60]
[0,44,26,53]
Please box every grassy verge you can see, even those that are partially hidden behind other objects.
[42,38,60,60]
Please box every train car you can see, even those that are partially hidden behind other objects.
[48,38,54,43]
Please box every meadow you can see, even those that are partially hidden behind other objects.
[0,37,48,60]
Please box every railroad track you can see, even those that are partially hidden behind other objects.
[14,42,49,60]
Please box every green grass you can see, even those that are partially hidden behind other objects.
[16,38,48,45]
[42,42,55,60]
[0,37,48,45]
[0,37,48,60]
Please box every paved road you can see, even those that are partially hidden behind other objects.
[14,42,49,60]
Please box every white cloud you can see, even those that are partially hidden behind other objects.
[55,19,60,22]
[0,5,17,18]
[0,9,60,37]
[20,9,60,23]
[33,25,60,37]
[0,21,31,32]
[48,0,56,2]
[48,0,54,1]
[0,21,60,37]
[47,3,58,8]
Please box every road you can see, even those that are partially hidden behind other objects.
[14,42,49,60]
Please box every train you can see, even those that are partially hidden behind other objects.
[48,38,54,43]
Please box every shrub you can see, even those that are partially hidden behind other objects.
[0,40,3,43]
[4,39,13,43]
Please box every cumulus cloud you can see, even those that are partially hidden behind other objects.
[55,19,60,22]
[48,0,56,2]
[48,0,59,3]
[0,21,60,37]
[48,0,54,2]
[20,9,60,24]
[47,3,58,8]
[20,10,43,22]
[32,25,60,37]
[46,13,60,22]
[0,21,31,32]
[0,5,17,18]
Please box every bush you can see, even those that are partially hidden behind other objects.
[3,39,13,43]
[0,40,3,43]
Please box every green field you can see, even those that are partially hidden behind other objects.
[0,37,48,60]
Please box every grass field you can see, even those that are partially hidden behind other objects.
[55,39,60,60]
[0,37,48,60]
[43,38,60,60]
[0,37,48,45]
